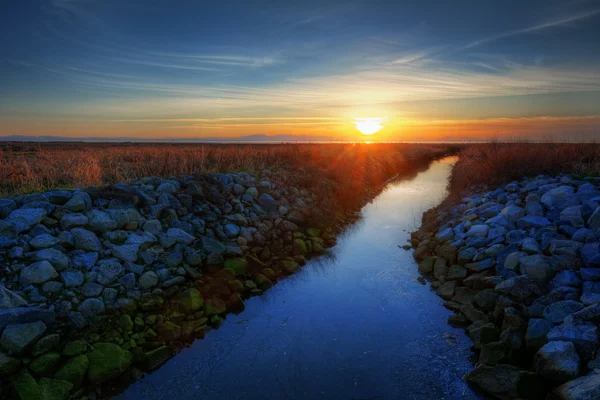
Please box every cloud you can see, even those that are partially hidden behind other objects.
[460,9,600,50]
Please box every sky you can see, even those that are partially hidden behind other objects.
[1,0,600,141]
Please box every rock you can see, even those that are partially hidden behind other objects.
[165,228,194,245]
[581,243,600,268]
[87,209,117,233]
[224,258,248,276]
[495,275,546,303]
[156,321,181,341]
[30,351,62,376]
[0,199,17,218]
[62,340,88,356]
[72,252,98,270]
[548,324,599,354]
[119,272,136,289]
[5,208,47,233]
[54,354,89,387]
[544,300,585,324]
[78,298,105,319]
[31,334,60,357]
[30,234,60,249]
[87,342,133,384]
[581,281,600,305]
[13,373,73,400]
[71,228,102,252]
[501,205,525,222]
[535,341,580,381]
[81,282,103,297]
[447,265,467,281]
[200,236,226,254]
[32,248,69,271]
[517,216,552,228]
[292,238,307,256]
[552,372,600,399]
[0,321,46,354]
[465,258,495,273]
[204,297,227,316]
[143,346,171,370]
[170,288,204,313]
[0,285,27,310]
[526,318,551,352]
[59,213,88,230]
[224,223,240,238]
[464,364,538,399]
[138,271,159,290]
[436,281,455,300]
[0,307,55,332]
[0,351,20,375]
[20,261,59,285]
[436,227,454,241]
[542,185,575,209]
[96,261,124,285]
[588,206,600,229]
[112,244,139,263]
[60,270,84,287]
[258,193,277,211]
[561,206,585,228]
[143,219,162,235]
[467,224,489,237]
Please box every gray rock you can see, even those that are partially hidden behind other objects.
[32,248,69,271]
[81,282,104,297]
[552,372,600,399]
[71,228,102,252]
[29,234,59,249]
[64,192,91,212]
[561,206,585,228]
[467,224,489,237]
[143,219,163,235]
[548,324,599,354]
[199,236,226,254]
[587,206,600,230]
[87,209,118,232]
[60,270,85,287]
[0,199,17,219]
[112,244,139,263]
[41,281,63,294]
[258,193,277,211]
[0,321,46,354]
[464,364,534,399]
[72,252,98,270]
[543,300,585,324]
[542,185,575,209]
[551,270,582,289]
[0,351,21,375]
[60,213,88,230]
[165,228,194,245]
[535,341,580,381]
[96,262,124,285]
[119,273,136,289]
[5,208,47,233]
[581,281,600,305]
[501,205,525,223]
[517,216,552,229]
[504,251,526,271]
[78,298,105,319]
[20,261,58,285]
[44,190,72,205]
[0,285,27,310]
[581,243,600,268]
[0,307,55,332]
[224,223,240,238]
[526,318,551,352]
[138,271,159,290]
[581,268,600,281]
[519,254,553,282]
[495,275,546,303]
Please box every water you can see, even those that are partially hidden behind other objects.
[119,156,481,400]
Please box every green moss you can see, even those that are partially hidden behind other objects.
[155,322,181,341]
[62,340,88,357]
[30,352,62,376]
[292,239,307,256]
[39,378,73,400]
[204,298,227,316]
[306,228,321,237]
[170,288,204,313]
[223,258,248,276]
[118,315,134,332]
[54,355,88,388]
[254,274,273,290]
[12,373,41,400]
[86,343,132,384]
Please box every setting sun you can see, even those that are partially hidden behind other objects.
[354,118,386,135]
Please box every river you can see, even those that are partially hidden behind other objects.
[119,156,481,400]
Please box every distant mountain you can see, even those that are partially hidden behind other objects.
[0,134,341,143]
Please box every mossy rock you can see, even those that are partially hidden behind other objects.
[204,298,227,316]
[31,334,61,357]
[228,279,244,293]
[261,268,277,281]
[86,343,133,384]
[155,322,181,341]
[280,260,300,274]
[223,258,248,276]
[144,346,171,370]
[311,239,326,254]
[118,315,134,332]
[306,228,321,237]
[170,288,204,313]
[54,355,88,388]
[62,340,88,357]
[139,295,164,311]
[0,351,21,375]
[227,294,245,314]
[292,239,307,256]
[12,373,73,400]
[254,274,273,290]
[30,352,62,376]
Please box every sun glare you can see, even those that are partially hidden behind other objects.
[354,118,386,135]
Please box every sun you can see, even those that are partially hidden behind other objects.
[354,118,386,135]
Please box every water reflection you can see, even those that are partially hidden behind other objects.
[120,156,480,400]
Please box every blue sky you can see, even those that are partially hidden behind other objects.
[1,0,599,139]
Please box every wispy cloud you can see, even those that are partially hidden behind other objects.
[460,9,600,50]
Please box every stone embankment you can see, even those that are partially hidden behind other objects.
[411,174,600,399]
[0,171,337,399]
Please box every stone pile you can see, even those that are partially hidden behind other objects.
[411,174,600,400]
[0,170,334,399]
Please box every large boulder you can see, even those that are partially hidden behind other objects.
[170,288,204,313]
[71,228,102,252]
[20,261,59,285]
[0,307,55,332]
[465,364,540,399]
[552,372,600,399]
[0,321,46,354]
[87,210,117,233]
[0,285,27,310]
[87,342,133,384]
[581,243,600,268]
[535,341,580,381]
[54,354,89,387]
[548,324,599,354]
[544,301,585,325]
[5,208,47,233]
[541,185,575,209]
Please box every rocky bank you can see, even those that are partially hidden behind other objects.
[0,170,341,399]
[411,174,600,399]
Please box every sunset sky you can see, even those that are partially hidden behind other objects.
[1,0,600,141]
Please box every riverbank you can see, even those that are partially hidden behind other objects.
[0,144,450,399]
[411,172,600,399]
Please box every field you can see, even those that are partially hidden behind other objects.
[0,142,453,222]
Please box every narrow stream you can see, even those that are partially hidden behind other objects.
[120,156,481,400]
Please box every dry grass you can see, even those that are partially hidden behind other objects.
[448,142,600,198]
[0,142,453,222]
